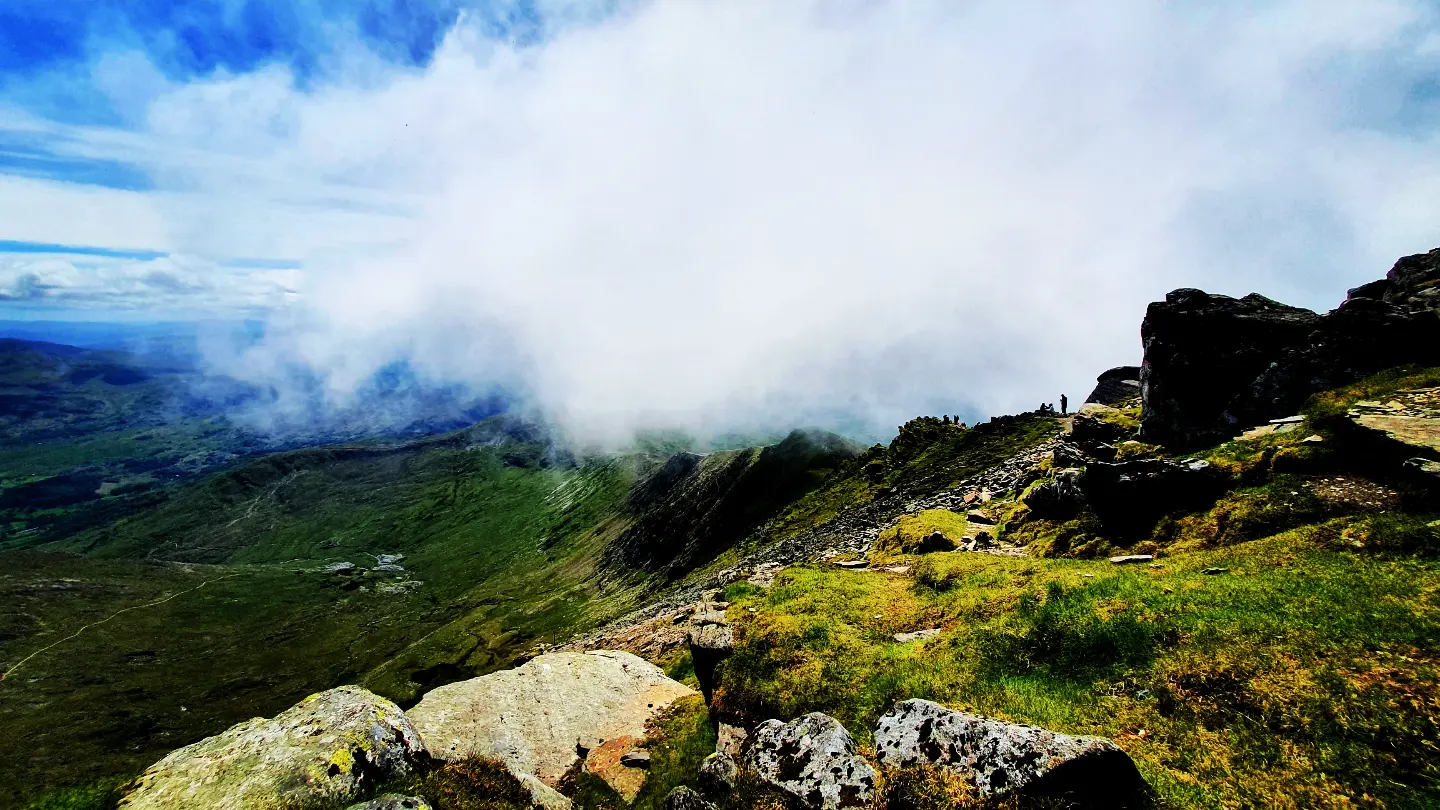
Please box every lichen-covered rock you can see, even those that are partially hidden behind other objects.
[346,795,433,810]
[120,686,428,810]
[696,752,737,798]
[744,713,876,809]
[873,699,1147,806]
[662,786,716,810]
[406,651,694,788]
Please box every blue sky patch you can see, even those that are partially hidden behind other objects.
[0,240,169,261]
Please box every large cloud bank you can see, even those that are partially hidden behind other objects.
[13,1,1440,442]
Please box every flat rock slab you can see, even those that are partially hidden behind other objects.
[406,650,694,788]
[1109,555,1154,565]
[120,686,428,810]
[745,713,876,809]
[893,628,940,643]
[874,699,1147,805]
[1348,389,1440,454]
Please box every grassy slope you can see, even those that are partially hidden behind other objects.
[697,372,1440,810]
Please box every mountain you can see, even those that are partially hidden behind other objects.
[1,249,1439,810]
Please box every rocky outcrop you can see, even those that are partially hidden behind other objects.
[1021,469,1086,520]
[1140,249,1440,449]
[120,686,428,810]
[744,713,876,809]
[873,699,1148,806]
[688,620,733,704]
[1086,366,1142,406]
[406,651,694,792]
[1138,289,1321,448]
[1078,458,1227,539]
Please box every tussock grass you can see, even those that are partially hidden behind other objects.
[715,528,1440,809]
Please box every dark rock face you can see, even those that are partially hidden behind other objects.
[873,699,1149,808]
[1086,366,1142,406]
[1139,249,1440,449]
[1078,458,1227,539]
[1138,289,1320,448]
[744,713,876,809]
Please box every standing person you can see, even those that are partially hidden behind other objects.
[1060,394,1068,415]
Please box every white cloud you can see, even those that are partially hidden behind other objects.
[9,0,1440,442]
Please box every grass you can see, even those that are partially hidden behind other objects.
[713,526,1440,809]
[0,438,646,808]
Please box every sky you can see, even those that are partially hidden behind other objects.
[4,0,1440,443]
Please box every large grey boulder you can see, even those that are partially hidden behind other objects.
[744,713,876,809]
[406,651,694,791]
[120,686,429,810]
[874,699,1147,806]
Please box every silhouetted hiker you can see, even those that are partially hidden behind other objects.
[1060,394,1068,415]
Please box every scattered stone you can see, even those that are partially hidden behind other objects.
[120,686,428,810]
[833,560,869,570]
[1302,434,1325,443]
[325,561,356,574]
[374,563,406,573]
[966,510,996,525]
[880,565,911,574]
[697,752,738,798]
[873,699,1148,805]
[745,713,876,809]
[585,737,648,801]
[346,796,433,810]
[663,786,715,810]
[748,562,784,587]
[1202,567,1229,575]
[1268,415,1305,424]
[1109,555,1154,565]
[374,554,406,565]
[406,651,695,788]
[716,723,748,759]
[893,628,940,643]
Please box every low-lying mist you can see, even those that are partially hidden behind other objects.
[54,2,1440,446]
